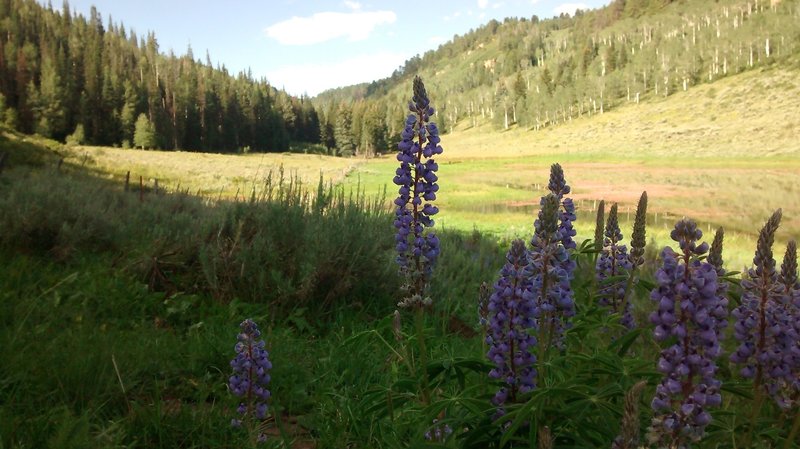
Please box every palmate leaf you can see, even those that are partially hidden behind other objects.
[427,357,493,391]
[607,327,643,357]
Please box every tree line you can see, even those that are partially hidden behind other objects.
[0,0,321,152]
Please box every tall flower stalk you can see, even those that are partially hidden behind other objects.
[392,76,442,404]
[730,210,796,408]
[619,191,648,325]
[647,219,726,448]
[486,239,538,417]
[393,76,442,310]
[596,203,635,328]
[229,319,272,446]
[778,241,800,410]
[530,194,575,359]
[547,163,577,253]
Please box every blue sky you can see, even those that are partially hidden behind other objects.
[58,0,611,96]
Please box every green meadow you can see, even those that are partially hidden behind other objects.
[343,66,800,269]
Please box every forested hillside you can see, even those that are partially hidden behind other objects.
[315,0,800,156]
[0,0,321,152]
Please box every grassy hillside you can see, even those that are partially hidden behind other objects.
[314,0,799,159]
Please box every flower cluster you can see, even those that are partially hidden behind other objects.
[778,240,800,402]
[731,210,799,408]
[629,192,648,268]
[530,194,575,349]
[547,163,577,252]
[647,219,726,448]
[229,319,272,442]
[393,76,443,308]
[486,239,538,412]
[424,418,453,442]
[596,204,635,328]
[708,228,730,337]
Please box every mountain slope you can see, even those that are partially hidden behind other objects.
[314,0,800,156]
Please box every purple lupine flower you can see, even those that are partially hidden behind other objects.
[646,219,726,448]
[424,418,453,442]
[394,76,443,309]
[729,210,797,407]
[486,239,538,415]
[229,319,272,442]
[707,228,730,337]
[776,240,800,407]
[529,194,575,349]
[596,204,635,328]
[547,163,577,252]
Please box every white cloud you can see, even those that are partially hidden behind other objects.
[343,1,361,10]
[553,2,588,16]
[265,10,396,45]
[477,0,489,8]
[266,51,409,96]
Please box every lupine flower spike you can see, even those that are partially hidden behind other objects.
[596,204,635,328]
[547,163,577,252]
[594,199,606,257]
[394,76,443,309]
[529,194,575,350]
[486,239,538,416]
[647,219,726,448]
[708,228,730,338]
[730,210,797,407]
[777,240,800,406]
[229,319,272,444]
[629,192,648,268]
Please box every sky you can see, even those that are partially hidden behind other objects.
[57,0,612,97]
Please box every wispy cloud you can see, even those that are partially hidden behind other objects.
[553,2,588,16]
[477,0,489,8]
[265,10,396,45]
[266,51,408,96]
[343,1,361,10]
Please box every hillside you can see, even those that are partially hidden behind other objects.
[314,0,800,157]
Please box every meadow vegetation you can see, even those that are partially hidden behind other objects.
[1,69,799,449]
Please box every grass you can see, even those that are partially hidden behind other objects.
[60,144,364,198]
[342,66,800,269]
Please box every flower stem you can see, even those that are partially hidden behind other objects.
[784,410,800,449]
[415,305,430,404]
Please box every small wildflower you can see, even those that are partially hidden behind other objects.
[424,418,453,442]
[229,319,272,444]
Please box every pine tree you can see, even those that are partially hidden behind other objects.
[334,104,355,157]
[133,113,156,149]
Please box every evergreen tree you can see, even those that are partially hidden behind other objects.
[133,113,156,149]
[334,104,355,157]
